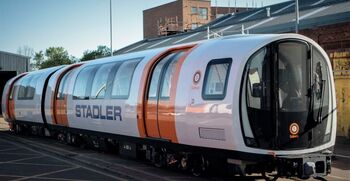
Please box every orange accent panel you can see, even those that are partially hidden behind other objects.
[52,63,83,126]
[145,100,160,137]
[157,100,173,139]
[54,98,69,126]
[137,44,198,142]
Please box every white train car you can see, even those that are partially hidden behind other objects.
[2,34,336,179]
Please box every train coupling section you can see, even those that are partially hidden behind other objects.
[277,152,332,179]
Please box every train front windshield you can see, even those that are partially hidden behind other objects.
[241,41,333,150]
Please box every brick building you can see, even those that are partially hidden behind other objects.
[143,0,249,39]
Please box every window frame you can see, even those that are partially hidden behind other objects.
[57,69,74,100]
[17,75,31,100]
[89,62,117,100]
[202,58,232,100]
[72,65,99,100]
[191,6,197,14]
[158,53,183,100]
[17,74,40,100]
[199,7,208,20]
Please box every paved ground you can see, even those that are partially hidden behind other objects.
[0,118,349,181]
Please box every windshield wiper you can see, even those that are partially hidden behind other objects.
[303,79,326,134]
[316,80,325,123]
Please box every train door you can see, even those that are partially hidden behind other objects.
[276,41,332,149]
[274,41,311,149]
[143,46,194,142]
[53,64,82,126]
[6,74,27,122]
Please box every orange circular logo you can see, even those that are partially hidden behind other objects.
[289,123,300,135]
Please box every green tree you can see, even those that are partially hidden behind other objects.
[81,45,111,61]
[33,47,73,69]
[32,51,44,70]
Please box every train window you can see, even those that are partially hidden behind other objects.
[111,59,140,99]
[148,53,177,99]
[57,70,74,100]
[278,42,309,112]
[73,66,96,100]
[25,74,40,99]
[160,53,183,99]
[312,48,330,110]
[202,58,232,100]
[246,48,270,109]
[17,76,30,99]
[90,63,115,99]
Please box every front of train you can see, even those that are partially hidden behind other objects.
[239,36,336,179]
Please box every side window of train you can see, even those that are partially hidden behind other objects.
[202,58,232,100]
[90,63,115,99]
[246,48,270,109]
[160,53,182,99]
[57,70,74,100]
[111,59,140,99]
[26,75,39,99]
[73,66,96,100]
[18,76,31,99]
[17,75,39,100]
[312,47,330,109]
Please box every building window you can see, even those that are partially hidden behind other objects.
[191,7,197,14]
[191,23,198,29]
[199,7,208,20]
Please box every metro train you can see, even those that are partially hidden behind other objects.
[2,34,336,179]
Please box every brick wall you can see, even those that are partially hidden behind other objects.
[300,22,350,54]
[143,0,251,39]
[182,0,211,30]
[143,1,183,39]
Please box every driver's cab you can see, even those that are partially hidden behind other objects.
[241,40,333,150]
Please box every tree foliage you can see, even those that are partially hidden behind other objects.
[33,51,44,70]
[33,47,73,69]
[80,45,111,61]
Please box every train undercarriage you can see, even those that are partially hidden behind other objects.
[10,121,331,180]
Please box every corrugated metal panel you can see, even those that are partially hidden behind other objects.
[0,51,29,74]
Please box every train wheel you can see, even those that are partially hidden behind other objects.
[180,155,189,170]
[152,149,166,168]
[191,155,209,177]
